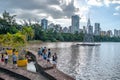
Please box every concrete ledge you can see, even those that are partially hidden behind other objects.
[28,51,56,80]
[45,69,74,80]
[28,50,75,80]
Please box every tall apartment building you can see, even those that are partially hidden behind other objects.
[114,29,119,37]
[71,15,80,33]
[94,23,101,36]
[41,19,48,30]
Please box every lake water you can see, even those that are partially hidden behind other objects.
[28,42,120,80]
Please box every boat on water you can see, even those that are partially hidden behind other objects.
[76,43,101,46]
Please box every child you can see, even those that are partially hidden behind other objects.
[1,53,4,65]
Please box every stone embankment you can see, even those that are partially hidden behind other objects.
[28,50,75,80]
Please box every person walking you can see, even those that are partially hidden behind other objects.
[12,52,17,69]
[52,53,57,68]
[42,47,47,60]
[47,49,51,63]
[38,48,41,58]
[4,52,9,65]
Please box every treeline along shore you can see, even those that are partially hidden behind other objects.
[0,11,120,42]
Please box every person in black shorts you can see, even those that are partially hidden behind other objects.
[47,49,51,63]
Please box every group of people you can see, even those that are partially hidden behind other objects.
[0,49,18,69]
[0,47,58,69]
[38,47,57,68]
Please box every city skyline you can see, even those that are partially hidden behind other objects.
[0,0,120,31]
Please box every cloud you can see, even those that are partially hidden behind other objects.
[104,0,120,7]
[115,6,120,11]
[112,0,120,4]
[0,0,76,19]
[50,5,63,12]
[113,13,119,15]
[54,19,71,27]
[1,0,119,28]
[86,0,103,7]
[104,0,110,7]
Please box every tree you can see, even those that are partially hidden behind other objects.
[21,26,34,40]
[1,33,26,50]
[0,11,18,34]
[2,10,16,25]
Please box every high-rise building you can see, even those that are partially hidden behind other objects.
[83,26,87,34]
[101,31,107,36]
[94,23,101,36]
[87,18,93,34]
[114,29,119,37]
[41,19,48,30]
[118,30,120,37]
[71,15,80,33]
[107,30,113,37]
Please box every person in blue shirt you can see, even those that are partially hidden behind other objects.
[12,50,17,69]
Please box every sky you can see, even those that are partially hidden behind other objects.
[0,0,120,31]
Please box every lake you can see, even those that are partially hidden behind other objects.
[27,42,120,80]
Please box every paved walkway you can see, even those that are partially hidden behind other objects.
[0,63,48,80]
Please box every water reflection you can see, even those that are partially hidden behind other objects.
[27,42,120,80]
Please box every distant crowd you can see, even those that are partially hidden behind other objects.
[37,47,57,68]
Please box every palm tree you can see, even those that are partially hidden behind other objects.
[12,32,27,50]
[1,32,27,50]
[2,33,13,47]
[21,26,34,40]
